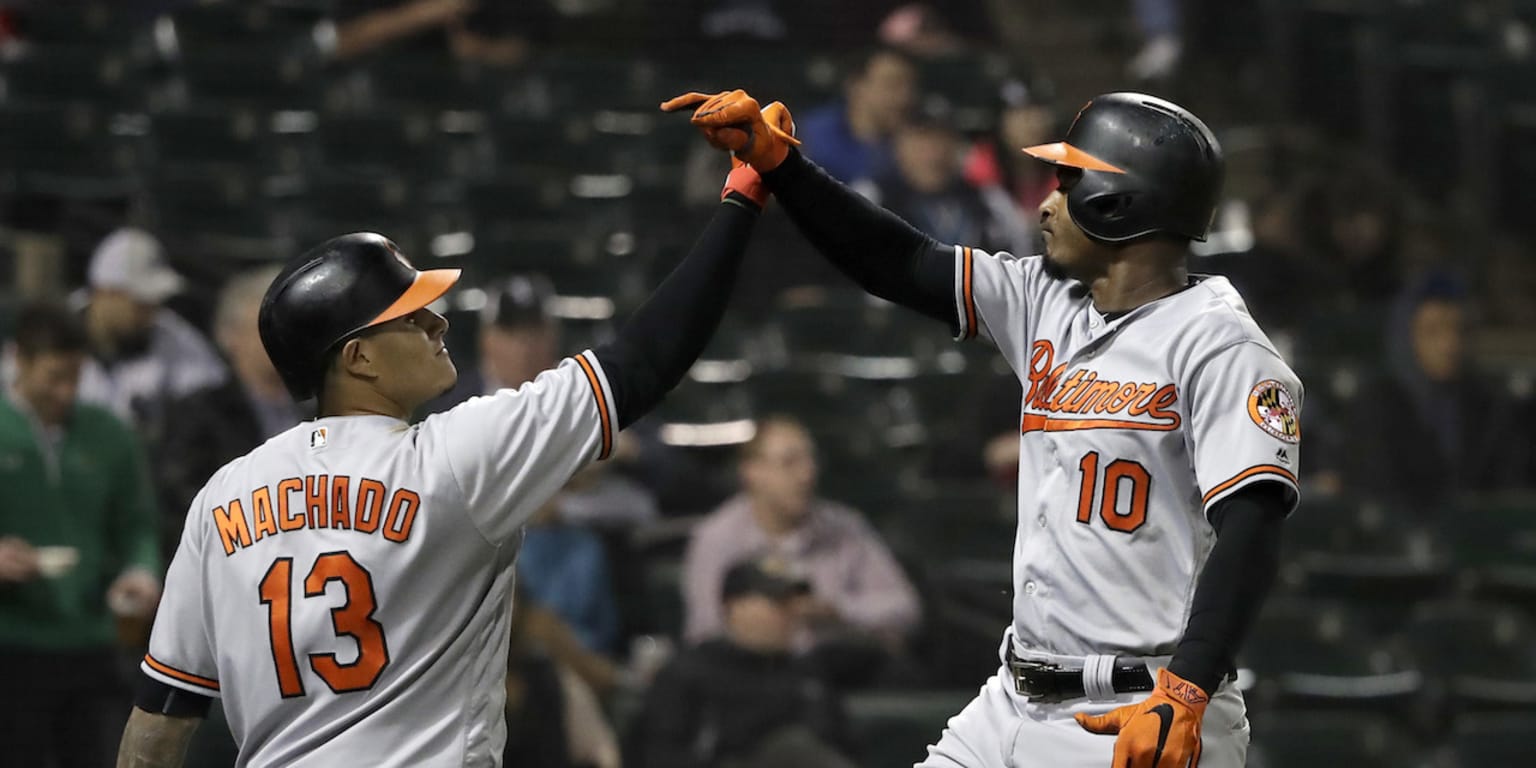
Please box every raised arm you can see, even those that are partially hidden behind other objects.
[116,708,201,768]
[593,170,763,429]
[662,91,958,329]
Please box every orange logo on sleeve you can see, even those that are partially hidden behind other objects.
[1247,380,1300,443]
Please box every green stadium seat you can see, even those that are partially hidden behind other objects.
[1448,494,1536,607]
[1248,711,1424,768]
[1241,598,1422,715]
[845,690,974,768]
[170,49,323,111]
[0,105,140,198]
[1444,713,1536,768]
[0,45,145,109]
[1401,601,1536,716]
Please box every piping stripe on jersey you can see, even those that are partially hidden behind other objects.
[1020,413,1180,433]
[960,246,978,340]
[144,654,220,692]
[574,354,614,460]
[1201,464,1298,505]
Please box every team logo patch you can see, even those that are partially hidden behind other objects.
[309,427,328,450]
[1247,380,1299,443]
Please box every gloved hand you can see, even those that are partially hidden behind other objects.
[660,90,800,172]
[1074,667,1209,768]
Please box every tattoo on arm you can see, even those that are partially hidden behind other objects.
[116,707,203,768]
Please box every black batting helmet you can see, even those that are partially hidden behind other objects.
[1023,92,1223,242]
[258,233,461,401]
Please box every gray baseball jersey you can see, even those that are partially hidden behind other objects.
[953,247,1302,657]
[142,352,617,767]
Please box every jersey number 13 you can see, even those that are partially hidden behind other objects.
[259,551,391,698]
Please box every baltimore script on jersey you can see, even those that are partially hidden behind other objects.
[211,475,422,556]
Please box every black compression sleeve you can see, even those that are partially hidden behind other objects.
[1167,482,1288,694]
[594,194,759,429]
[134,674,213,718]
[761,149,958,329]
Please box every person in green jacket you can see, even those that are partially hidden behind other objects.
[0,301,162,768]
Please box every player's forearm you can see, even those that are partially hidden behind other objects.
[333,0,463,59]
[760,149,957,324]
[116,707,201,768]
[596,194,759,429]
[1167,485,1286,694]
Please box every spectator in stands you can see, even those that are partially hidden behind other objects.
[875,112,1021,251]
[0,303,161,768]
[963,78,1061,253]
[1127,0,1183,81]
[637,558,855,768]
[75,228,227,442]
[796,47,917,188]
[504,588,621,768]
[152,265,305,558]
[1347,274,1532,512]
[332,0,555,65]
[682,416,921,655]
[518,495,622,655]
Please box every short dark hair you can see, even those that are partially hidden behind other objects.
[843,45,913,83]
[13,302,88,358]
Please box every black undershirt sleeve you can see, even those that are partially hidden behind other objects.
[594,194,760,429]
[760,148,959,330]
[1167,482,1288,695]
[134,675,213,718]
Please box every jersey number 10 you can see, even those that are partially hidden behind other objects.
[1075,451,1151,533]
[259,551,391,698]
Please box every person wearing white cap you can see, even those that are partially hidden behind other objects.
[75,228,228,438]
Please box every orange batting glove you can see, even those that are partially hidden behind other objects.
[659,90,800,172]
[1075,668,1209,768]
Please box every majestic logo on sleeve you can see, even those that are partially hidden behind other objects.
[1020,340,1181,433]
[1248,380,1300,443]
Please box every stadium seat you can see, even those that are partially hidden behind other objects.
[845,690,974,768]
[160,3,328,59]
[1443,713,1536,768]
[148,110,307,180]
[168,49,323,111]
[0,45,144,110]
[1448,494,1536,607]
[10,3,147,49]
[636,556,685,639]
[0,105,140,198]
[1240,598,1422,715]
[1247,711,1426,768]
[1400,601,1536,717]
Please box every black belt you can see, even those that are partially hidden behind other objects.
[1005,646,1155,703]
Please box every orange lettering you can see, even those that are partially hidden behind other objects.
[383,489,420,543]
[1085,381,1123,413]
[355,479,386,534]
[1106,383,1140,412]
[1024,341,1057,403]
[277,478,304,532]
[1126,383,1160,416]
[252,487,279,541]
[214,502,252,556]
[306,475,329,529]
[1146,385,1181,427]
[330,475,352,530]
[1050,370,1091,412]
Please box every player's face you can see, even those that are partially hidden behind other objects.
[1038,167,1106,281]
[14,350,84,426]
[365,308,458,407]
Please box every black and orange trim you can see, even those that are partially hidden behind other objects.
[959,246,978,340]
[1201,464,1297,507]
[575,353,614,460]
[144,653,220,693]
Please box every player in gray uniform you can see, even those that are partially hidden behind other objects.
[114,150,788,767]
[666,90,1301,767]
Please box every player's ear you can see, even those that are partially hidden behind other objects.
[337,337,381,383]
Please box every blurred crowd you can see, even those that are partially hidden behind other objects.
[2,1,1535,767]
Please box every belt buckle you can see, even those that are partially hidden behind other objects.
[1008,658,1065,702]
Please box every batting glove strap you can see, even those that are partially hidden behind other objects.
[1074,667,1209,768]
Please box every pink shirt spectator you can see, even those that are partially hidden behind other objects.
[682,493,921,647]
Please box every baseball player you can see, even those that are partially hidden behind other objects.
[114,153,786,767]
[663,90,1302,768]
